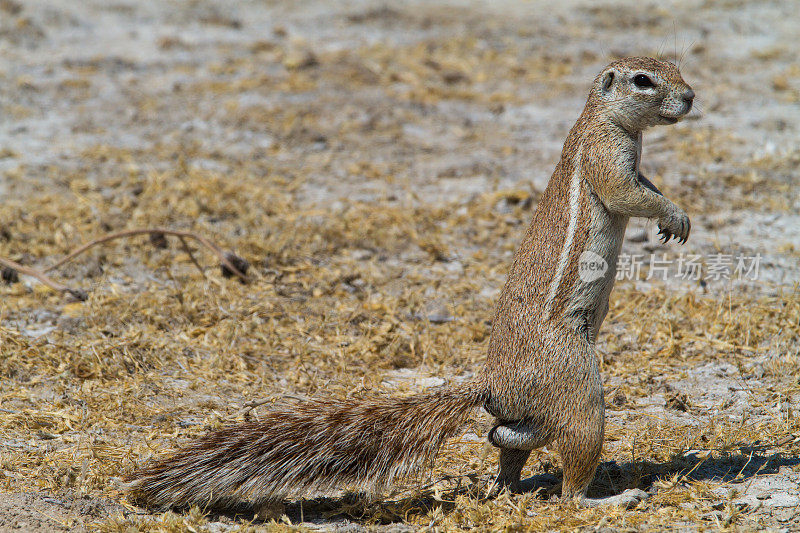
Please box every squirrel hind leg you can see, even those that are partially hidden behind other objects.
[490,419,554,494]
[557,411,604,501]
[495,448,531,493]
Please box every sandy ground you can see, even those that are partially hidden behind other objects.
[1,0,799,531]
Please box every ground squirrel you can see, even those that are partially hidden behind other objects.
[123,57,695,510]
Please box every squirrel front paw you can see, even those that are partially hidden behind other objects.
[657,210,690,244]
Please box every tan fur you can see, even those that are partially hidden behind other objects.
[124,383,485,508]
[483,57,692,503]
[123,57,694,509]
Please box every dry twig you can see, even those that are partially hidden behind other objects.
[0,227,249,301]
[0,255,87,301]
[44,228,249,282]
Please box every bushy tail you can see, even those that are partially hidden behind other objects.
[123,382,487,509]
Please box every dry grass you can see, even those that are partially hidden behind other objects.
[1,150,798,530]
[1,1,799,530]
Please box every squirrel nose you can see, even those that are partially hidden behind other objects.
[681,89,694,112]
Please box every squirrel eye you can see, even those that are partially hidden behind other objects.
[633,74,655,88]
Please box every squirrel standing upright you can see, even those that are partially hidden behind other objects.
[123,57,695,509]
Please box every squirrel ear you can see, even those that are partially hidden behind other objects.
[601,70,615,93]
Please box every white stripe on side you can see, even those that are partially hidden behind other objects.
[544,146,582,318]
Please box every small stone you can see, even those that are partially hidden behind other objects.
[283,50,318,70]
[149,231,169,249]
[425,304,453,324]
[65,289,88,302]
[627,228,648,242]
[767,492,800,507]
[417,377,445,388]
[702,511,723,521]
[442,70,469,84]
[351,248,373,261]
[1,265,18,284]
[666,392,690,411]
[612,390,627,407]
[221,252,249,280]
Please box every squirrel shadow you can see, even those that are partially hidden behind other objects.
[589,447,799,499]
[202,448,798,525]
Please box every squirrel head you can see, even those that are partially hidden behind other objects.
[591,57,694,133]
